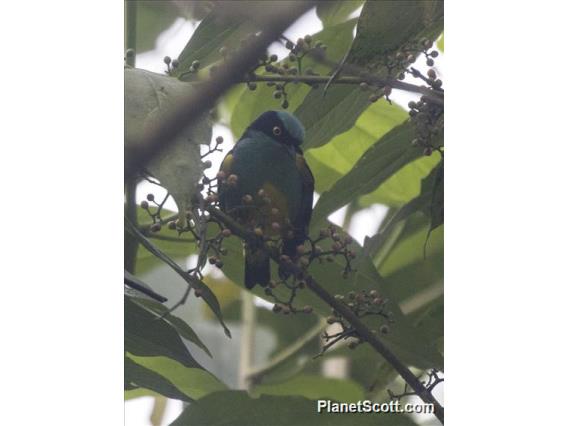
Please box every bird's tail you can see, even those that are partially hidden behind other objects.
[278,235,305,280]
[244,248,270,289]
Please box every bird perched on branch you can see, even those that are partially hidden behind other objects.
[218,111,314,289]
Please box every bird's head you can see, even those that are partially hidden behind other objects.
[246,110,305,149]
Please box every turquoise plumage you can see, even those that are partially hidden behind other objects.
[219,111,314,288]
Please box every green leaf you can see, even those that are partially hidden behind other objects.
[171,391,417,426]
[297,86,370,150]
[125,270,167,302]
[135,1,181,53]
[363,159,444,264]
[125,356,192,402]
[347,0,444,67]
[380,219,443,279]
[131,297,212,357]
[311,122,423,228]
[316,0,364,26]
[359,154,441,207]
[173,9,255,76]
[125,216,232,337]
[253,375,365,403]
[125,296,201,368]
[128,354,227,401]
[304,97,407,193]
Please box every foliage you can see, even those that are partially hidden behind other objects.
[125,1,444,425]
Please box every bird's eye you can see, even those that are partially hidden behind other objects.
[272,126,282,136]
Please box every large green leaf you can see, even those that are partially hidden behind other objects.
[311,122,422,227]
[128,354,227,401]
[304,97,407,194]
[348,0,444,67]
[359,154,441,207]
[125,356,192,402]
[126,216,232,337]
[125,296,201,368]
[253,375,365,403]
[171,391,417,426]
[316,0,364,26]
[298,86,371,150]
[173,8,255,77]
[132,297,212,357]
[362,160,444,265]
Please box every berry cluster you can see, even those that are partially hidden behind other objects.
[396,38,439,81]
[244,34,327,109]
[140,191,170,232]
[317,289,393,355]
[408,96,443,156]
[163,55,181,75]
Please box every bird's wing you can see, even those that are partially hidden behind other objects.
[218,150,234,211]
[295,153,315,239]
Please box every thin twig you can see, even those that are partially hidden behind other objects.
[247,318,327,384]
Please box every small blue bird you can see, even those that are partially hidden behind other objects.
[219,111,314,288]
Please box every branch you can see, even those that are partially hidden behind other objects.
[124,0,138,273]
[125,1,316,180]
[247,73,443,105]
[206,207,444,423]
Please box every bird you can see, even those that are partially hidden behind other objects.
[218,110,314,289]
